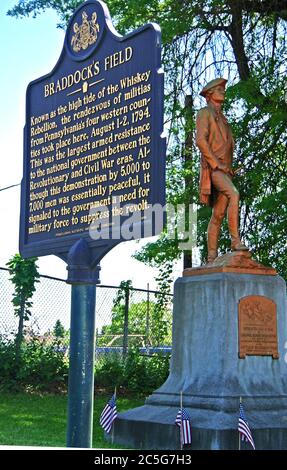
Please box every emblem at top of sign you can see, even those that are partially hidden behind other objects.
[65,1,108,61]
[71,11,100,52]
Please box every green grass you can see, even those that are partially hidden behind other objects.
[0,393,144,448]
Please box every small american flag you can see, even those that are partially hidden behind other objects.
[100,393,117,433]
[175,408,192,445]
[238,402,255,450]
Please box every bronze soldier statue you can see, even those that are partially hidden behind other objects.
[196,78,248,263]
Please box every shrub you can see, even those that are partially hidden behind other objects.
[94,352,125,389]
[0,335,169,396]
[17,338,69,390]
[0,336,17,387]
[0,335,69,392]
[94,347,170,396]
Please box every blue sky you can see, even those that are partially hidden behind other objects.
[0,0,182,288]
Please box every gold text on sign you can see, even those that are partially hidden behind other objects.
[44,61,100,97]
[43,47,133,98]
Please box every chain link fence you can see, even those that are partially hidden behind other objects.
[0,267,173,360]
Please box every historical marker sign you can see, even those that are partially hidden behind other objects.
[238,295,279,359]
[20,0,165,260]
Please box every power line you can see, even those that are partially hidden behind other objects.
[0,183,21,192]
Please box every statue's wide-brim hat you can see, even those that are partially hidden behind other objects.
[200,78,227,97]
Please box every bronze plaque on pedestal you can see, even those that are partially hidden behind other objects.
[238,295,279,359]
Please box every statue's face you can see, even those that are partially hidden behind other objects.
[209,85,225,103]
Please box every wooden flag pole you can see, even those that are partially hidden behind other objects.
[111,386,117,445]
[238,396,242,451]
[180,390,183,450]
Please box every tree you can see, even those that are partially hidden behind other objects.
[6,254,40,362]
[100,280,172,347]
[53,319,66,339]
[101,299,172,347]
[8,1,287,280]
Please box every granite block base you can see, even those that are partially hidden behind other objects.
[109,272,287,450]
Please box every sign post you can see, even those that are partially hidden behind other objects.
[66,239,98,447]
[20,0,165,447]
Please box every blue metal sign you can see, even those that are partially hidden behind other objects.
[20,0,165,262]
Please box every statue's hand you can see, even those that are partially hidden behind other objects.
[216,163,231,175]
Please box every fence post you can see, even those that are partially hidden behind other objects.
[123,286,129,357]
[95,327,98,362]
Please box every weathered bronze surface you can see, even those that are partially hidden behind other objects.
[238,295,279,359]
[196,78,248,263]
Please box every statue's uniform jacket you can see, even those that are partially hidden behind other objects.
[196,103,234,207]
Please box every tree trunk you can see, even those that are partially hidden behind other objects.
[183,94,194,269]
[15,293,25,367]
[123,287,129,358]
[228,0,251,81]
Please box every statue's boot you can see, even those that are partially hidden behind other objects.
[207,250,218,263]
[231,238,249,251]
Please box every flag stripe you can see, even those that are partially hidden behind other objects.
[100,394,118,434]
[239,419,253,441]
[238,402,255,450]
[175,408,192,445]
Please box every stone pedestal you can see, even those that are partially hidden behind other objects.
[109,255,287,449]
